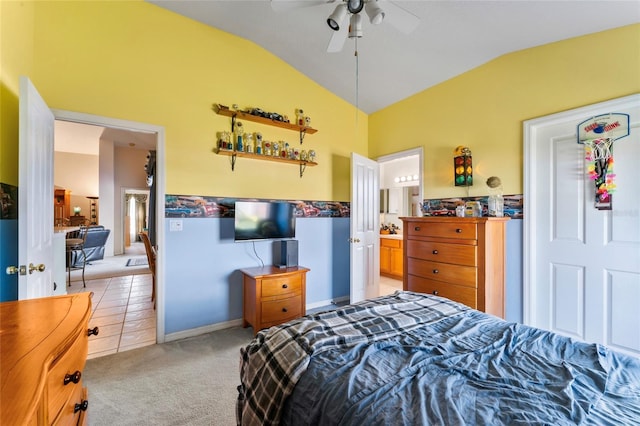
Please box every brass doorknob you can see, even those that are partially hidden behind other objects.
[28,263,46,274]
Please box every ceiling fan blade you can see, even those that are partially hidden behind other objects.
[380,0,420,34]
[326,23,348,52]
[270,0,335,13]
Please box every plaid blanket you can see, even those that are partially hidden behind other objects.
[236,291,469,425]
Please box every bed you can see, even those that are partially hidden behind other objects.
[237,291,640,425]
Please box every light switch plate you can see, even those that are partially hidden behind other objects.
[169,219,183,232]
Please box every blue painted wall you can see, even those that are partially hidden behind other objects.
[163,217,350,334]
[505,219,523,323]
[162,215,524,334]
[0,220,18,302]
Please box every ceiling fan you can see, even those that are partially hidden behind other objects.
[271,0,420,53]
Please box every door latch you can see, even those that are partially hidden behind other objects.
[5,265,27,276]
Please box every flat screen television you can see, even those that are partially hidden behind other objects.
[234,201,296,242]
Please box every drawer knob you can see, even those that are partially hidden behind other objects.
[74,400,89,413]
[455,228,463,233]
[64,371,82,385]
[432,290,439,296]
[282,284,288,289]
[432,269,439,274]
[87,326,99,336]
[282,307,288,313]
[414,226,420,231]
[432,250,438,255]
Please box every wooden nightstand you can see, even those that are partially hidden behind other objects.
[240,265,309,335]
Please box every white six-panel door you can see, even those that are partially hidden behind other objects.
[18,76,55,299]
[524,94,640,357]
[350,153,380,303]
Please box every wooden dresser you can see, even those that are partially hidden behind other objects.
[401,217,509,318]
[1,293,94,425]
[240,266,309,335]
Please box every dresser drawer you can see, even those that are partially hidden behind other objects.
[51,382,87,425]
[407,275,477,309]
[261,274,302,298]
[406,240,476,266]
[407,221,477,240]
[262,295,302,323]
[407,258,476,288]
[47,330,88,422]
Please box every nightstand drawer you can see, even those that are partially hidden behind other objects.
[261,274,302,298]
[406,240,476,266]
[407,275,477,309]
[407,221,477,240]
[407,258,476,288]
[262,295,302,323]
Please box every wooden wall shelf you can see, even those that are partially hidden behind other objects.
[213,104,317,135]
[215,149,317,177]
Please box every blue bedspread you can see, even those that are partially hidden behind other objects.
[239,292,640,425]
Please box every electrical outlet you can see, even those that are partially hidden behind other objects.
[169,219,183,232]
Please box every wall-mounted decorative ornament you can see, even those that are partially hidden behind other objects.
[453,146,473,186]
[577,113,630,210]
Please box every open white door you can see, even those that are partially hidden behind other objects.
[350,153,379,303]
[17,76,55,299]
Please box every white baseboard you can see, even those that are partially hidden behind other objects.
[164,296,351,342]
[164,318,244,342]
[306,295,350,310]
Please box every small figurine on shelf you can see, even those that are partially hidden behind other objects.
[296,109,304,126]
[235,121,244,152]
[245,133,254,153]
[264,141,272,156]
[300,150,308,161]
[255,132,263,155]
[304,116,311,128]
[272,141,279,157]
[309,150,316,163]
[293,148,300,160]
[217,131,226,150]
[282,142,289,158]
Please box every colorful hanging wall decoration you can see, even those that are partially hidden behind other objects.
[577,113,630,210]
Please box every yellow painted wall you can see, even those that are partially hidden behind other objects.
[369,24,640,199]
[0,0,36,185]
[1,0,367,200]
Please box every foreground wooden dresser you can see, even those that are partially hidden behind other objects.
[1,293,94,425]
[401,217,509,318]
[241,266,309,335]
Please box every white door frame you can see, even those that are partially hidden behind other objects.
[52,109,166,343]
[377,146,424,215]
[523,93,640,327]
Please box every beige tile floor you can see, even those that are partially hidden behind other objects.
[379,275,403,296]
[68,274,156,359]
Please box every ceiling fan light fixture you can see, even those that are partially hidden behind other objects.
[365,0,385,25]
[347,0,364,14]
[327,4,347,31]
[348,13,363,38]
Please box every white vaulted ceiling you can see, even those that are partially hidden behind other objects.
[148,0,640,114]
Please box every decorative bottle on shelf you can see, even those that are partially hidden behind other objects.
[486,176,504,217]
[235,121,244,152]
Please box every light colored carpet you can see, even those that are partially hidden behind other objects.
[84,326,255,426]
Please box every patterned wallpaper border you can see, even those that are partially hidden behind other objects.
[0,183,18,220]
[422,194,524,219]
[165,194,524,219]
[165,195,351,218]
